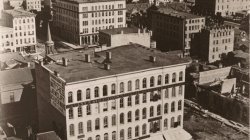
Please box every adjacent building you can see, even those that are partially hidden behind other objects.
[151,8,205,56]
[53,0,126,45]
[1,9,37,52]
[0,26,14,52]
[36,44,192,140]
[24,0,41,11]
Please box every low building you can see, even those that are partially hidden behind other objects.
[24,0,41,11]
[0,26,14,52]
[99,27,151,49]
[8,0,23,9]
[36,131,61,140]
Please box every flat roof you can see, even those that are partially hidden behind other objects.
[3,9,35,17]
[0,26,13,33]
[156,8,203,19]
[100,27,145,35]
[45,44,189,83]
[60,0,124,4]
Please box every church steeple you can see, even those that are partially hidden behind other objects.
[45,22,54,55]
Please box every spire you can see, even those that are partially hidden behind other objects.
[46,22,53,44]
[45,22,54,55]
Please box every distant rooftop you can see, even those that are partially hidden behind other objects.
[156,8,203,19]
[0,26,13,33]
[44,44,190,83]
[36,131,61,140]
[60,0,124,4]
[3,9,35,17]
[100,27,146,35]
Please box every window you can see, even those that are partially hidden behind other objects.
[120,82,124,93]
[165,88,169,98]
[68,92,73,103]
[157,75,162,85]
[171,102,175,112]
[128,81,132,91]
[112,115,116,126]
[142,108,147,119]
[120,98,124,108]
[135,109,140,121]
[164,119,168,129]
[179,86,182,95]
[128,127,132,139]
[120,129,124,140]
[120,113,124,124]
[150,122,153,133]
[172,87,176,97]
[225,46,227,50]
[172,73,176,83]
[112,131,116,140]
[77,90,82,101]
[69,108,73,119]
[135,126,139,137]
[69,124,74,136]
[118,17,123,22]
[87,120,92,132]
[10,93,14,103]
[135,94,139,105]
[128,96,132,106]
[127,111,132,122]
[103,102,108,111]
[78,122,83,134]
[104,116,108,128]
[111,100,116,110]
[164,103,168,114]
[143,93,146,103]
[88,137,92,140]
[150,106,154,117]
[95,118,100,130]
[177,115,181,126]
[178,100,182,110]
[150,76,155,87]
[78,106,82,117]
[179,72,183,81]
[96,135,100,140]
[135,79,140,89]
[157,105,161,115]
[150,92,154,101]
[142,124,147,135]
[87,104,91,115]
[111,84,116,94]
[104,133,108,140]
[86,88,91,99]
[165,74,169,84]
[143,78,147,88]
[171,117,175,128]
[103,85,108,96]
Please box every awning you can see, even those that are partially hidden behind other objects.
[150,134,165,140]
[163,129,192,140]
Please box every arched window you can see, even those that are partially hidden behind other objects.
[112,114,116,126]
[150,106,154,117]
[135,79,140,90]
[128,81,132,91]
[142,78,147,88]
[165,88,169,98]
[150,76,154,87]
[135,109,140,121]
[135,94,139,104]
[78,122,83,134]
[143,93,146,103]
[94,87,99,98]
[135,125,139,137]
[150,92,154,101]
[164,103,168,114]
[142,108,147,119]
[104,133,108,140]
[95,118,100,130]
[86,88,91,99]
[120,113,124,124]
[96,135,100,140]
[177,115,181,126]
[128,96,132,106]
[179,71,183,81]
[87,104,91,115]
[68,92,73,103]
[165,74,169,84]
[103,85,108,96]
[172,87,176,97]
[128,127,132,139]
[69,108,73,119]
[164,119,168,129]
[171,102,175,112]
[120,129,124,140]
[127,111,132,122]
[120,82,124,93]
[142,124,147,135]
[112,131,116,140]
[69,124,74,136]
[172,73,176,83]
[111,84,116,94]
[157,104,161,115]
[77,90,82,101]
[150,122,153,132]
[87,120,92,132]
[120,98,124,108]
[104,116,108,128]
[171,117,174,128]
[78,106,82,117]
[157,75,162,85]
[179,86,182,95]
[178,100,182,110]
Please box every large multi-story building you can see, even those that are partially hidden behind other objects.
[0,26,14,52]
[195,0,250,16]
[53,0,126,45]
[151,8,205,56]
[36,44,192,140]
[1,9,37,52]
[24,0,41,12]
[197,26,234,63]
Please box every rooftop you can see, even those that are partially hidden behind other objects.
[36,131,61,140]
[45,44,189,83]
[0,26,13,33]
[60,0,124,4]
[156,8,203,19]
[3,9,35,17]
[100,27,146,35]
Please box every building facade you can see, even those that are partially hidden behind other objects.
[151,8,205,56]
[198,26,234,63]
[24,0,41,11]
[53,0,126,45]
[195,0,250,16]
[1,9,36,52]
[0,26,14,52]
[36,44,191,140]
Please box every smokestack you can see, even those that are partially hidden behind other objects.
[62,57,68,67]
[85,54,91,63]
[149,56,156,63]
[106,51,111,61]
[104,63,111,70]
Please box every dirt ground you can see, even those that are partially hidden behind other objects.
[183,106,249,140]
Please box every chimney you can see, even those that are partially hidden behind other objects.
[39,60,43,66]
[143,28,146,33]
[104,63,111,70]
[149,56,156,63]
[85,54,91,63]
[27,62,31,67]
[54,71,60,77]
[106,51,111,61]
[138,28,141,34]
[62,57,68,66]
